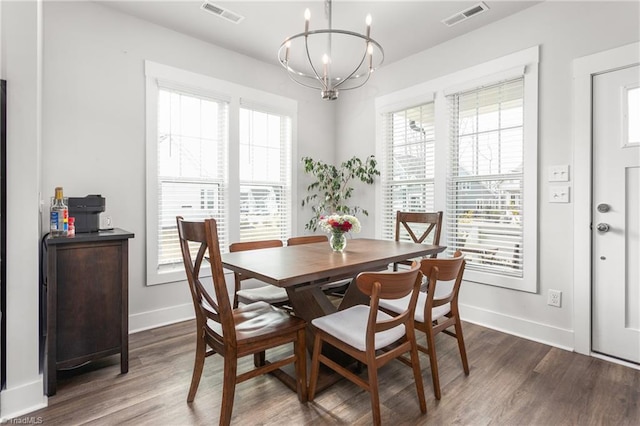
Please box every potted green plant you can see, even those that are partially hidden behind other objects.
[301,155,380,232]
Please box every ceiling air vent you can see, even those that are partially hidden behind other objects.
[442,2,489,27]
[201,1,245,24]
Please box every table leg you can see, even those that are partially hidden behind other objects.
[338,278,369,310]
[286,285,337,352]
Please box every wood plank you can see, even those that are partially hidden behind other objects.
[23,320,640,425]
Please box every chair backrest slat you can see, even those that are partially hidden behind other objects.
[422,250,466,318]
[229,239,283,252]
[395,211,443,253]
[287,235,327,246]
[357,264,421,300]
[356,262,423,344]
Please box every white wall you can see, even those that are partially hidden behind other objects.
[0,0,47,419]
[4,0,639,418]
[335,1,640,348]
[40,1,335,331]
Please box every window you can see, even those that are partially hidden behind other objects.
[380,102,435,241]
[155,88,227,272]
[239,107,292,241]
[376,46,538,292]
[146,61,296,285]
[625,85,639,146]
[447,78,524,277]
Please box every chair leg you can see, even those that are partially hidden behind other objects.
[253,351,266,367]
[294,328,308,403]
[308,333,323,401]
[408,333,427,414]
[367,362,381,426]
[425,328,442,400]
[453,316,470,375]
[187,332,206,402]
[220,355,238,426]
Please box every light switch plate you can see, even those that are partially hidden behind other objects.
[549,185,570,203]
[548,165,570,182]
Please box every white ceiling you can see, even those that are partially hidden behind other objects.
[97,1,540,68]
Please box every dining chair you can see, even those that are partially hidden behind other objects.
[176,216,307,426]
[379,251,468,400]
[308,262,426,426]
[229,240,289,309]
[287,235,350,295]
[394,211,443,271]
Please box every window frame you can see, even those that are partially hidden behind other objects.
[376,46,539,292]
[145,61,297,286]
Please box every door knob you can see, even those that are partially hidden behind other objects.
[596,223,610,232]
[597,203,610,213]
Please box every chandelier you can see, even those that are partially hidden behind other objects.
[278,0,384,100]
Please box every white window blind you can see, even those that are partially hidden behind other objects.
[447,78,524,277]
[157,88,228,269]
[238,107,291,242]
[380,102,435,241]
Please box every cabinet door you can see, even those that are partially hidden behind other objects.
[56,242,122,365]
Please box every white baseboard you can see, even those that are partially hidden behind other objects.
[0,376,47,421]
[460,303,574,351]
[128,303,194,334]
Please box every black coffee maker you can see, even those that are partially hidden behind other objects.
[68,195,105,233]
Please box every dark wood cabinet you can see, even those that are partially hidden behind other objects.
[45,228,134,396]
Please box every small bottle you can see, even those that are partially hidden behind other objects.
[68,217,76,237]
[50,187,68,237]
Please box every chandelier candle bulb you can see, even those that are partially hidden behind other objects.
[366,14,371,38]
[322,54,329,80]
[304,8,310,33]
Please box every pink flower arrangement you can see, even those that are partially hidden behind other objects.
[319,214,361,234]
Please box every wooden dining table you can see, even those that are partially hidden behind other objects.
[222,237,446,392]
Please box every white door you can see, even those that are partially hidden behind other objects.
[592,65,640,364]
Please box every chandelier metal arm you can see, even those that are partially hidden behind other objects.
[338,65,372,91]
[332,45,369,91]
[284,68,330,90]
[303,35,328,90]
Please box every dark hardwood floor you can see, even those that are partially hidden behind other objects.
[29,319,640,425]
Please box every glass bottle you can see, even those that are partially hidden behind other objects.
[50,186,68,237]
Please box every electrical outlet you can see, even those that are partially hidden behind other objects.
[99,214,114,230]
[548,289,562,307]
